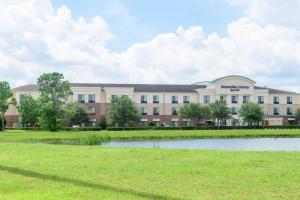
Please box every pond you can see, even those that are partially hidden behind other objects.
[102,138,300,151]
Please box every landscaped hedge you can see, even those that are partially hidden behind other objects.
[6,125,300,131]
[107,125,300,131]
[6,127,102,131]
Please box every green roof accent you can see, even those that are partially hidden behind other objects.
[210,75,256,84]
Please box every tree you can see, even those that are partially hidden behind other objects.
[0,116,6,131]
[64,102,90,126]
[295,108,300,125]
[37,72,72,131]
[0,81,16,131]
[108,96,141,127]
[210,100,231,127]
[17,95,40,127]
[239,102,264,126]
[179,103,212,126]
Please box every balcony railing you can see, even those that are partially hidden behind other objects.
[172,112,178,116]
[153,101,159,104]
[273,102,279,104]
[141,101,147,104]
[287,101,293,104]
[231,101,238,104]
[153,112,160,115]
[172,101,178,104]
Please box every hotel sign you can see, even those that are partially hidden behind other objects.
[221,85,249,91]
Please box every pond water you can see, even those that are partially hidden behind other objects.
[102,138,300,151]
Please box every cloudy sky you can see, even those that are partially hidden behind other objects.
[1,0,300,92]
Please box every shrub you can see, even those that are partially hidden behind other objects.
[75,134,111,145]
[99,119,108,130]
[107,125,300,131]
[0,117,6,131]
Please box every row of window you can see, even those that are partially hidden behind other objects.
[19,94,295,105]
[140,107,179,116]
[230,107,294,116]
[140,95,190,104]
[140,121,189,127]
[139,95,294,105]
[77,94,96,103]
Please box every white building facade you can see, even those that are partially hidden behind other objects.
[5,75,300,127]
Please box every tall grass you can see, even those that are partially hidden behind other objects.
[75,134,111,145]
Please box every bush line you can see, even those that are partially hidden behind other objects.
[6,125,300,131]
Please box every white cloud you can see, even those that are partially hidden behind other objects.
[0,0,300,92]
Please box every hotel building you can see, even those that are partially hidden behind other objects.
[5,75,300,127]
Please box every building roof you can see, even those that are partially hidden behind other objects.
[13,83,298,94]
[13,83,206,93]
[210,75,256,84]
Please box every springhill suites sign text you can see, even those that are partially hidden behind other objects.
[221,85,249,91]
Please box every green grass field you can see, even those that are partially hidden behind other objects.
[1,129,300,143]
[1,129,300,199]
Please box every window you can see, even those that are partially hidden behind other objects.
[243,95,250,103]
[231,107,238,115]
[287,107,293,115]
[183,96,190,104]
[273,96,279,104]
[153,107,160,115]
[231,95,238,104]
[220,95,227,102]
[111,95,118,102]
[153,121,160,127]
[19,94,25,102]
[78,94,85,103]
[88,94,95,103]
[273,107,279,115]
[172,107,179,115]
[232,119,239,126]
[258,96,264,104]
[203,95,210,104]
[140,121,148,126]
[172,96,178,104]
[183,121,190,127]
[153,95,159,104]
[172,121,178,127]
[140,107,147,115]
[88,106,96,115]
[141,95,147,103]
[287,96,293,104]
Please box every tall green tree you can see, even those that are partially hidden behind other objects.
[17,95,40,127]
[0,81,16,131]
[64,102,90,126]
[37,72,72,131]
[179,103,212,126]
[210,100,231,127]
[239,102,264,126]
[108,96,141,127]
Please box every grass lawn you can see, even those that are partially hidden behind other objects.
[1,129,300,143]
[0,130,300,199]
[0,143,300,200]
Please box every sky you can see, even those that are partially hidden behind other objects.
[0,0,300,92]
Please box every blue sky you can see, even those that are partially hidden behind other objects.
[1,0,300,91]
[52,0,245,51]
